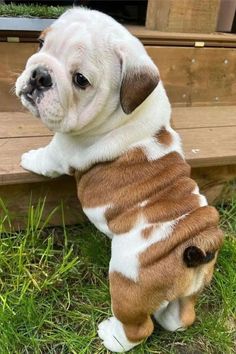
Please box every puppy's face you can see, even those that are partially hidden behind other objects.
[16,8,159,134]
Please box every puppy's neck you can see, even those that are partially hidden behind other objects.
[61,81,183,172]
[76,81,172,143]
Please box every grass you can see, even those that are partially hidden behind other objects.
[0,3,67,18]
[0,198,235,353]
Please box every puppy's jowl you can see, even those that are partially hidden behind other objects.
[16,8,224,352]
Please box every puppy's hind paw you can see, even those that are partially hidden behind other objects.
[98,316,140,352]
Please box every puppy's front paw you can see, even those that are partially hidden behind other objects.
[21,149,60,177]
[98,317,140,352]
[21,149,41,174]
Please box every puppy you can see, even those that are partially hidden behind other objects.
[16,7,224,352]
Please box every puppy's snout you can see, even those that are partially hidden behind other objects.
[29,67,52,91]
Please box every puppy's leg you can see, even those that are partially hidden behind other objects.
[154,295,196,331]
[98,271,154,352]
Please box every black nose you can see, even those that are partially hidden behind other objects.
[29,67,52,90]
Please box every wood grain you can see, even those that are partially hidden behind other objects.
[2,106,236,139]
[172,106,236,129]
[146,46,236,107]
[146,0,221,33]
[0,136,51,185]
[1,42,236,110]
[0,112,51,138]
[1,108,236,186]
[0,42,38,111]
[180,126,236,167]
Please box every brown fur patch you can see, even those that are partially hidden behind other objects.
[140,207,223,268]
[155,127,172,145]
[78,149,199,234]
[179,295,196,328]
[142,225,155,239]
[120,69,159,114]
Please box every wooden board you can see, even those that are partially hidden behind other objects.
[1,42,236,111]
[172,106,236,129]
[2,106,236,138]
[0,42,38,111]
[180,126,236,167]
[146,46,236,107]
[146,0,220,33]
[1,106,236,186]
[0,111,51,138]
[0,136,51,185]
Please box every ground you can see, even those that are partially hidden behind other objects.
[0,198,235,354]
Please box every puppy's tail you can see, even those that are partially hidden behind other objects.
[183,246,216,268]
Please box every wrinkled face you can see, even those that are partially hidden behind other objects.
[16,8,159,134]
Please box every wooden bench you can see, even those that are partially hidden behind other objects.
[1,26,236,229]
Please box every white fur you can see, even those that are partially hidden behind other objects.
[154,299,184,332]
[20,82,171,176]
[109,217,179,281]
[185,268,205,297]
[98,316,141,352]
[84,205,113,238]
[131,127,183,161]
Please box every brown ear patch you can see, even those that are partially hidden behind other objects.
[120,69,159,114]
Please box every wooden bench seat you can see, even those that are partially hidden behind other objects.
[1,106,236,184]
[1,106,236,228]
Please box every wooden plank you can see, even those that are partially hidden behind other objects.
[0,177,83,230]
[0,112,51,138]
[0,42,38,111]
[1,123,236,186]
[1,41,236,110]
[172,106,236,129]
[0,136,51,185]
[146,0,220,33]
[179,126,236,167]
[146,0,171,32]
[1,105,236,140]
[128,26,236,47]
[146,46,236,106]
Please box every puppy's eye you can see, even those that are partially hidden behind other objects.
[73,73,90,89]
[38,38,44,50]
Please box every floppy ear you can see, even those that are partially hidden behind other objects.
[117,38,160,114]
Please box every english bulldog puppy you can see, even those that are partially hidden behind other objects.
[16,7,224,353]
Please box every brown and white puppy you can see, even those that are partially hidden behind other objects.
[15,8,224,352]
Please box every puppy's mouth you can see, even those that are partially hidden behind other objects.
[21,90,40,117]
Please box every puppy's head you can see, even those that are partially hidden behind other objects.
[16,8,159,133]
